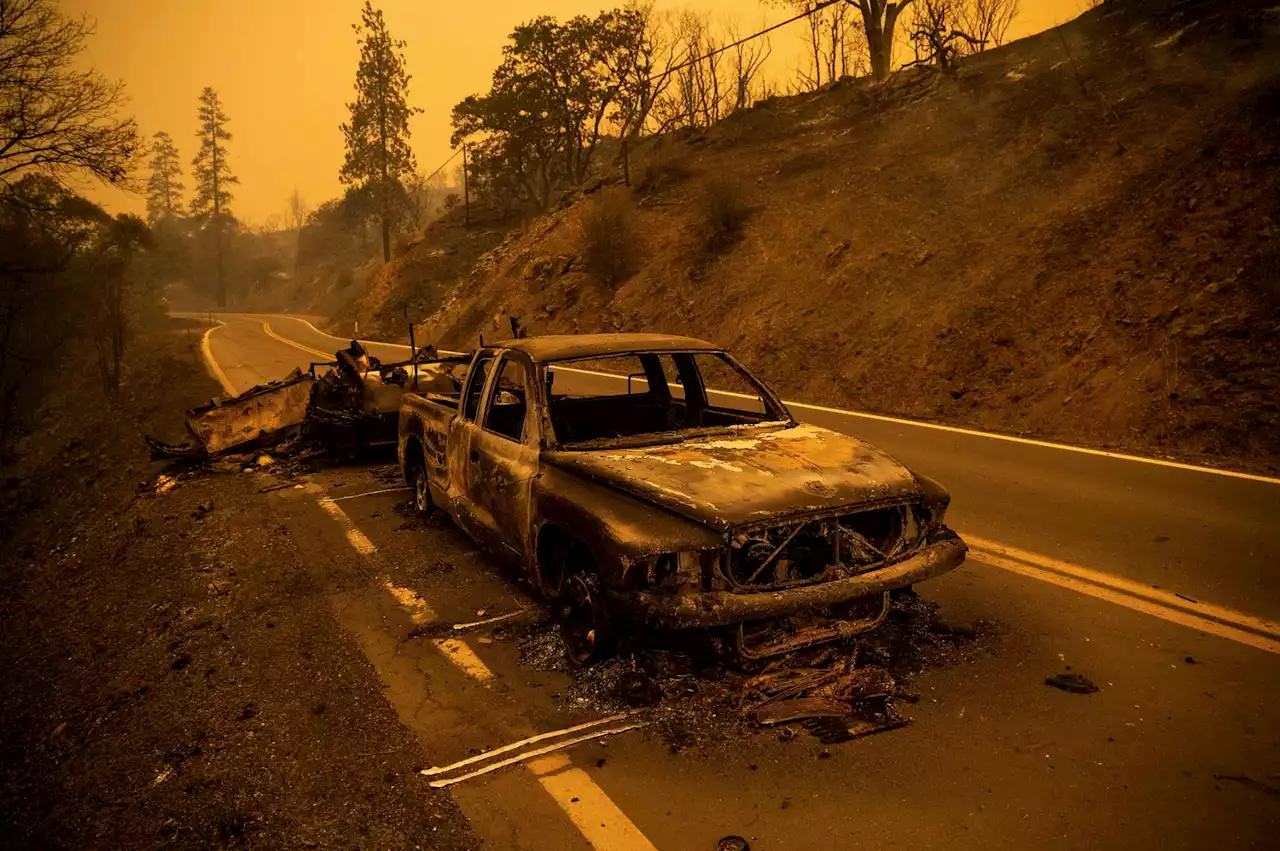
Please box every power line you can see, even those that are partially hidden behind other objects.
[663,0,843,79]
[417,0,846,189]
[422,145,463,184]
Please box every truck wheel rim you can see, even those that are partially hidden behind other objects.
[562,575,599,663]
[414,469,430,512]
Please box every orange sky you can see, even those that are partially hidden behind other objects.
[64,0,1079,224]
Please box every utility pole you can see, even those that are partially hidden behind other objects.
[462,142,471,227]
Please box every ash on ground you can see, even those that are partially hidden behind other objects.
[514,592,996,750]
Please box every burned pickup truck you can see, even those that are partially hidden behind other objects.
[398,334,966,664]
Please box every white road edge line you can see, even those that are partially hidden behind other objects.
[528,750,660,851]
[421,712,635,777]
[427,722,651,789]
[328,486,412,502]
[281,446,657,850]
[265,314,1280,486]
[315,496,378,556]
[966,537,1280,655]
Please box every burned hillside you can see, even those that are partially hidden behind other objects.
[308,0,1280,472]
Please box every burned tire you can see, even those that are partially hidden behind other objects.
[560,571,615,667]
[408,457,435,514]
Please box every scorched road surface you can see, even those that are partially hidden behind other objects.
[195,312,1280,850]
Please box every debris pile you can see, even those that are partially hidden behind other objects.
[515,593,992,749]
[146,341,469,461]
[740,652,910,743]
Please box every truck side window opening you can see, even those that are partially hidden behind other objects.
[484,358,527,442]
[462,357,493,421]
[691,353,767,415]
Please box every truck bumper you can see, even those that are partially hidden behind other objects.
[615,536,967,629]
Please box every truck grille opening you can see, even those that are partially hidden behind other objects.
[725,503,925,591]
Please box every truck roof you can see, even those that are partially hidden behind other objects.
[495,333,723,362]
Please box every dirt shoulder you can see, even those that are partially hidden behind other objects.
[0,332,475,849]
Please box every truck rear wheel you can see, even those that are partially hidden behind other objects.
[408,458,434,514]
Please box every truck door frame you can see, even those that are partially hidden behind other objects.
[466,350,540,564]
[447,349,498,540]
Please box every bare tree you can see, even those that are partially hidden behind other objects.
[609,2,681,180]
[285,187,309,231]
[960,0,1019,51]
[651,11,771,132]
[906,0,984,71]
[772,1,866,92]
[729,22,772,111]
[844,0,916,82]
[0,0,138,192]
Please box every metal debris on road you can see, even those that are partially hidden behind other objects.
[452,609,530,631]
[422,719,651,789]
[741,656,909,740]
[1045,673,1100,694]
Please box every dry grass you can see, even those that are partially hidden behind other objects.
[696,179,752,253]
[579,191,641,287]
[633,152,692,197]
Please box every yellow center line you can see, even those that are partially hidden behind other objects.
[965,534,1280,655]
[261,320,334,359]
[199,321,238,396]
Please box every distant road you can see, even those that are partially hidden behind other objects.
[192,312,1280,634]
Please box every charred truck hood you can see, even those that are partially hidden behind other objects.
[542,424,923,533]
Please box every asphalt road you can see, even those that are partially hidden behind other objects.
[196,312,1280,850]
[205,312,1280,621]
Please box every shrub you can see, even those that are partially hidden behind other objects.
[633,154,691,196]
[697,179,751,252]
[579,192,640,287]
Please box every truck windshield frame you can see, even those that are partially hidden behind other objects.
[539,349,793,450]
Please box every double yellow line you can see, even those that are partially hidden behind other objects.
[261,321,333,359]
[965,535,1280,655]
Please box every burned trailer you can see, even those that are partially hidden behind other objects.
[304,341,470,451]
[148,340,470,460]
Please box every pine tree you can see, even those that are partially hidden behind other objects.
[340,2,420,263]
[191,87,238,306]
[145,131,184,224]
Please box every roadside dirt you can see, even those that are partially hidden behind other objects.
[0,332,475,850]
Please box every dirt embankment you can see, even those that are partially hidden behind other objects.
[343,0,1280,472]
[0,330,475,849]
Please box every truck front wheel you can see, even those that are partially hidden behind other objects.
[560,571,615,666]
